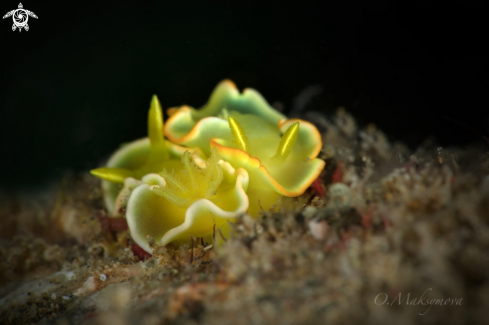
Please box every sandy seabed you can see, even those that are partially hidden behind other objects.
[1,109,488,325]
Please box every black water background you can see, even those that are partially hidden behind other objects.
[0,0,487,189]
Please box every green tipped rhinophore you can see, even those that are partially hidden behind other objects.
[147,95,169,162]
[228,116,252,154]
[90,167,135,184]
[273,121,300,162]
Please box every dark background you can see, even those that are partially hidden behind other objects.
[0,0,487,189]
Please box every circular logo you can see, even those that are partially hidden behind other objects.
[3,3,38,32]
[13,9,28,27]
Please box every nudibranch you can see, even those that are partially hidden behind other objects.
[125,149,250,253]
[90,96,204,216]
[164,80,326,215]
[91,81,325,252]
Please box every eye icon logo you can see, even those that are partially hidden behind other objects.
[3,3,38,32]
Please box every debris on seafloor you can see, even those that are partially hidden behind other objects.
[1,106,489,325]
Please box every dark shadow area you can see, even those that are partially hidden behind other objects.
[1,0,487,189]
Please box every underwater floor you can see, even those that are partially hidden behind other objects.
[1,108,488,325]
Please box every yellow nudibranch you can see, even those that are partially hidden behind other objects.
[90,96,204,217]
[125,149,249,252]
[164,80,325,216]
[91,80,325,253]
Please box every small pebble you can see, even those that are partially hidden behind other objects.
[308,219,329,241]
[302,206,317,219]
[100,274,107,282]
[328,183,352,208]
[204,245,213,251]
[62,295,70,301]
[74,276,97,297]
[51,293,56,300]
